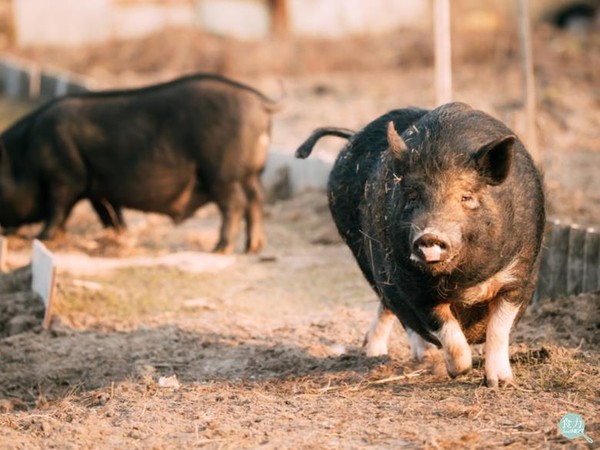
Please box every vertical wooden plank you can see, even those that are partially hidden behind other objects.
[567,225,586,295]
[552,223,570,299]
[55,74,69,97]
[3,65,30,99]
[583,228,599,292]
[541,220,562,299]
[434,0,452,105]
[28,64,40,99]
[40,71,58,102]
[535,221,554,302]
[31,239,57,329]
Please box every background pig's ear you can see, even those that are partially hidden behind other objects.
[473,135,515,186]
[387,121,407,159]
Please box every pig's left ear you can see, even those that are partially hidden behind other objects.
[473,135,515,185]
[387,121,407,159]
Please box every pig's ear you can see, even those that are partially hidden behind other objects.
[387,121,407,159]
[473,135,515,185]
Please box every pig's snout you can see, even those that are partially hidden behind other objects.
[411,233,450,263]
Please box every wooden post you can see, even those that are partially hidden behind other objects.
[517,0,540,163]
[434,0,452,105]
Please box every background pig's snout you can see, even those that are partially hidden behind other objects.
[412,233,449,263]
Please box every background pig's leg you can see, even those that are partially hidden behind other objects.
[242,175,265,253]
[406,328,437,361]
[38,189,76,239]
[485,298,520,387]
[432,303,472,377]
[213,182,247,254]
[90,198,125,232]
[363,303,396,356]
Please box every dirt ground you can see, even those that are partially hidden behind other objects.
[0,24,599,449]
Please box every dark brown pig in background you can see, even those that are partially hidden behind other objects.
[296,102,545,386]
[0,73,279,253]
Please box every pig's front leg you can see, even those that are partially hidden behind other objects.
[485,298,520,387]
[432,303,472,378]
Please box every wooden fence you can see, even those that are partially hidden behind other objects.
[535,220,599,302]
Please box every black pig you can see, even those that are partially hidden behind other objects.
[0,73,280,253]
[296,102,545,386]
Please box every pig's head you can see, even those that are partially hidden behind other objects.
[386,102,516,277]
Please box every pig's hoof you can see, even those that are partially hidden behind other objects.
[363,335,389,357]
[484,375,515,388]
[365,346,388,358]
[485,377,499,388]
[37,229,63,241]
[213,243,234,254]
[447,365,471,378]
[245,239,265,254]
[445,351,472,378]
[485,359,514,387]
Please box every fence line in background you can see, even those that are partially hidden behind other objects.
[536,220,599,302]
[0,56,93,102]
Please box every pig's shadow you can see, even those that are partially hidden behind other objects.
[1,323,420,404]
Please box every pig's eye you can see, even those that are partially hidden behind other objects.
[461,194,479,209]
[404,189,419,208]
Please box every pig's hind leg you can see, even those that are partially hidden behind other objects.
[363,304,438,361]
[90,198,126,232]
[363,303,396,356]
[405,328,437,361]
[213,181,247,254]
[241,175,266,254]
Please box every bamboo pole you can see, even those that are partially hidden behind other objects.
[517,0,540,163]
[434,0,452,105]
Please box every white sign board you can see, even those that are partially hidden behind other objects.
[31,239,57,329]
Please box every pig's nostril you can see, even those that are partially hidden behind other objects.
[414,233,447,249]
[413,233,450,262]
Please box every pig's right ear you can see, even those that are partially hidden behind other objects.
[473,135,515,186]
[387,121,407,159]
